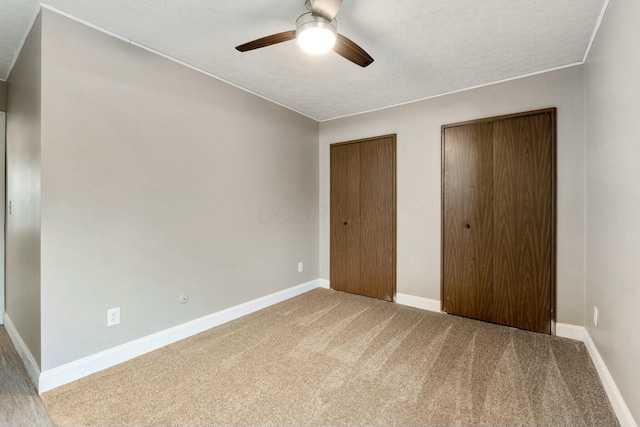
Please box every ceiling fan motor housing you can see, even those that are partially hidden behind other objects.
[296,12,337,35]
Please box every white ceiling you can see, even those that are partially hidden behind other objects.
[1,0,605,121]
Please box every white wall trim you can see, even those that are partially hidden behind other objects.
[319,281,441,313]
[555,323,637,427]
[38,279,327,393]
[5,5,41,81]
[319,62,584,122]
[33,4,586,123]
[3,313,41,388]
[19,280,636,427]
[396,293,441,313]
[582,0,611,63]
[555,322,587,341]
[37,3,317,122]
[0,113,4,325]
[316,278,330,289]
[583,329,637,427]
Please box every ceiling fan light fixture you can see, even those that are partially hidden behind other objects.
[296,13,337,55]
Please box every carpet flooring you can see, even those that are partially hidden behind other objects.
[42,289,619,426]
[0,326,53,427]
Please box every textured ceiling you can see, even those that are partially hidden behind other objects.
[0,0,40,78]
[1,0,605,121]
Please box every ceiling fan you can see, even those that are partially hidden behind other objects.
[235,0,374,68]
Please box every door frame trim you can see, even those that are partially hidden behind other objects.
[440,108,557,334]
[441,107,557,129]
[329,134,397,301]
[0,112,5,325]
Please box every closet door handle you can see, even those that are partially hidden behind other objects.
[465,224,471,229]
[343,222,348,225]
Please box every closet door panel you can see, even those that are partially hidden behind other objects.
[359,136,396,301]
[330,143,361,295]
[442,123,494,321]
[492,113,552,334]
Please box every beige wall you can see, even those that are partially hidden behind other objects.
[5,13,42,367]
[39,10,319,370]
[0,80,7,111]
[319,66,586,326]
[585,0,640,420]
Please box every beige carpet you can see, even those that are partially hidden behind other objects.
[42,289,619,426]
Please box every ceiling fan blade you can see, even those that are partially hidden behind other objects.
[311,0,343,20]
[235,31,296,52]
[333,34,374,68]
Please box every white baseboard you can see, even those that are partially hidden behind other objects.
[396,293,441,313]
[3,312,41,389]
[21,281,638,427]
[583,329,637,427]
[556,323,636,427]
[319,280,441,313]
[38,279,326,393]
[555,322,587,341]
[317,279,330,289]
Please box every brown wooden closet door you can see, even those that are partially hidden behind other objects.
[492,114,552,334]
[330,135,396,301]
[442,109,555,335]
[330,143,361,295]
[442,123,495,322]
[360,137,396,301]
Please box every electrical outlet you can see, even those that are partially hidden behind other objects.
[298,262,304,273]
[107,307,120,327]
[593,306,598,327]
